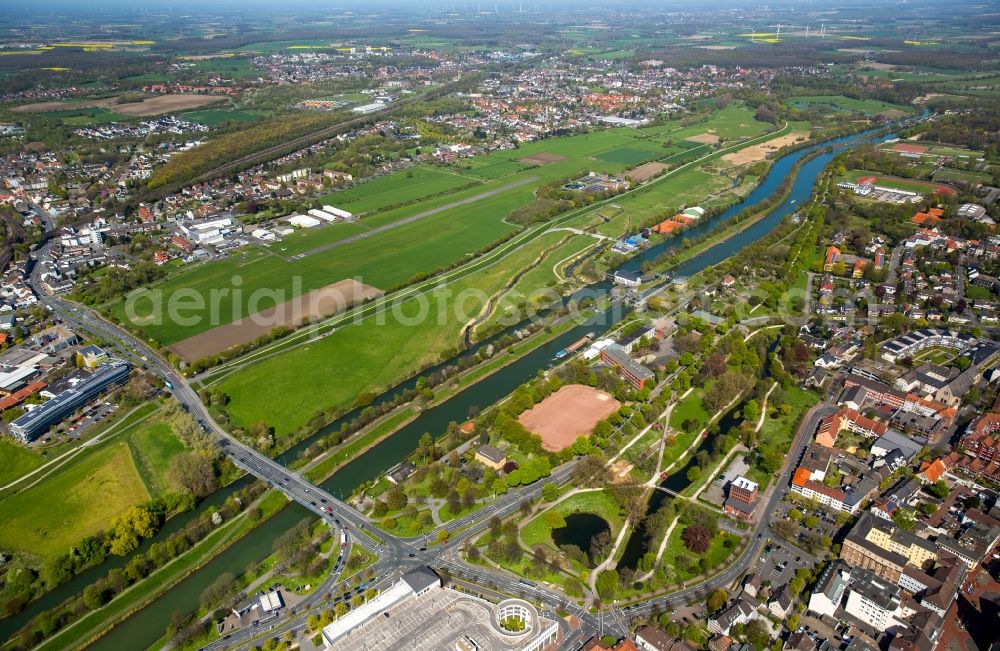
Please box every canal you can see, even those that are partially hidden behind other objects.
[86,123,902,650]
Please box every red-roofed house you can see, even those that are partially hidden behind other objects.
[912,212,941,227]
[918,453,958,483]
[824,246,841,272]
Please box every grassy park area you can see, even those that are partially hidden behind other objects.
[747,386,818,489]
[520,489,624,553]
[125,420,188,497]
[657,525,741,583]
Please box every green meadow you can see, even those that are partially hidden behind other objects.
[181,108,267,126]
[317,165,478,215]
[787,94,913,114]
[213,230,575,435]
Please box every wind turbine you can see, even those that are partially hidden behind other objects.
[750,28,756,43]
[775,23,782,41]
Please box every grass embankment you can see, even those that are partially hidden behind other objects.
[0,404,177,560]
[0,439,45,487]
[34,491,289,651]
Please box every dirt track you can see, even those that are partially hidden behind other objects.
[519,152,567,165]
[685,133,720,144]
[168,279,382,363]
[518,384,621,452]
[721,132,808,165]
[627,161,669,182]
[13,94,219,116]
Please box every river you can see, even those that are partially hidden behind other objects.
[84,122,903,651]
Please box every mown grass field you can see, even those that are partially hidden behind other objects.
[0,442,150,559]
[213,229,576,435]
[110,187,523,344]
[932,167,993,184]
[669,387,711,433]
[595,142,670,165]
[318,165,478,215]
[458,158,530,179]
[0,439,45,487]
[787,94,913,114]
[474,233,596,337]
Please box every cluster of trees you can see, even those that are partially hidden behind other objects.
[72,260,166,305]
[271,518,330,580]
[917,100,1000,157]
[482,514,526,568]
[161,401,226,497]
[147,112,335,190]
[642,41,859,71]
[6,480,266,650]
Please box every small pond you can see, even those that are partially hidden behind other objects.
[551,512,610,558]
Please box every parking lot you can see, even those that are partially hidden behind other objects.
[755,538,815,587]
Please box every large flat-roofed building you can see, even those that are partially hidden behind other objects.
[322,567,558,651]
[9,361,130,442]
[321,568,442,647]
[600,343,655,389]
[840,512,937,583]
[844,568,906,632]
